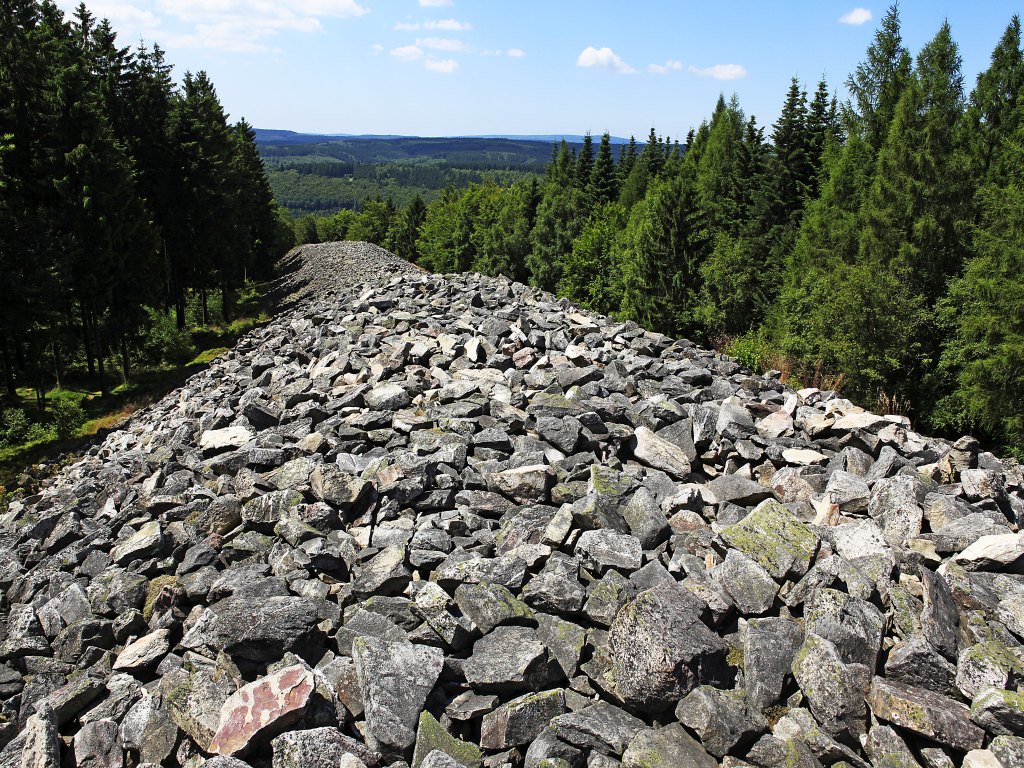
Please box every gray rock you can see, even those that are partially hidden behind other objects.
[885,636,959,696]
[706,475,775,506]
[353,637,444,759]
[480,689,567,750]
[711,549,779,616]
[19,702,60,768]
[921,567,960,661]
[970,687,1024,736]
[575,529,643,573]
[463,626,556,694]
[632,427,691,479]
[792,633,870,740]
[550,702,647,757]
[744,616,804,712]
[454,582,534,634]
[621,724,718,768]
[271,727,382,768]
[991,735,1024,768]
[185,595,322,661]
[675,686,758,758]
[607,581,728,712]
[804,588,885,671]
[72,719,122,768]
[867,677,985,752]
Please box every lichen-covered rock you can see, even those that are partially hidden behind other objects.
[621,724,718,768]
[867,677,985,752]
[411,711,482,768]
[479,689,566,751]
[353,636,444,759]
[720,499,819,580]
[607,581,729,712]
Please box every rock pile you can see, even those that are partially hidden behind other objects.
[1,242,1022,768]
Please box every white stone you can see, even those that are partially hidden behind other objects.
[953,533,1024,572]
[633,426,691,479]
[113,629,171,671]
[782,448,829,466]
[199,426,252,452]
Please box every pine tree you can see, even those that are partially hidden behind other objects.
[965,15,1024,185]
[618,172,708,337]
[558,202,627,316]
[938,119,1024,452]
[575,131,594,190]
[166,71,237,327]
[589,131,618,206]
[386,194,427,263]
[694,95,746,237]
[771,78,813,216]
[846,3,913,151]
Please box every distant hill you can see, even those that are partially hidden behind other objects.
[254,129,632,146]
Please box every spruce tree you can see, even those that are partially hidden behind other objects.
[938,120,1024,452]
[965,15,1024,185]
[575,132,594,190]
[846,3,913,151]
[589,131,618,206]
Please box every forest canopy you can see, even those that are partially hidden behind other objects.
[0,0,288,405]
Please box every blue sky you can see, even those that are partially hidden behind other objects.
[58,1,1023,139]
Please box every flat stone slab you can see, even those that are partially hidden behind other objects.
[867,677,985,752]
[209,665,314,755]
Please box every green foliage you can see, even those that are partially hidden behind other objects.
[0,408,30,447]
[142,308,196,366]
[557,203,627,316]
[937,140,1024,454]
[724,330,780,374]
[49,393,85,440]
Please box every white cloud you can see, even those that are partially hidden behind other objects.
[395,18,470,31]
[419,0,453,6]
[648,59,683,75]
[689,63,747,80]
[425,58,459,73]
[839,8,872,25]
[577,46,637,74]
[417,36,468,52]
[371,43,384,52]
[391,44,424,60]
[426,18,470,30]
[58,0,370,52]
[507,48,525,58]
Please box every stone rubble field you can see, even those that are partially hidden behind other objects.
[0,241,1022,768]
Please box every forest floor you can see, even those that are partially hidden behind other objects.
[0,286,275,499]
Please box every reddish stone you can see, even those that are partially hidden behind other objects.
[208,664,315,755]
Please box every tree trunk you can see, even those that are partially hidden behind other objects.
[91,309,108,397]
[119,334,131,384]
[0,331,16,399]
[222,284,232,323]
[201,287,209,326]
[51,327,63,392]
[80,303,95,378]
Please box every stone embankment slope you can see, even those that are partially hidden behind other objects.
[0,241,1022,768]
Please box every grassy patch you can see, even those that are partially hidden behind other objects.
[187,347,230,367]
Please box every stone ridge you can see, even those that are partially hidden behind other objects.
[0,241,1022,768]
